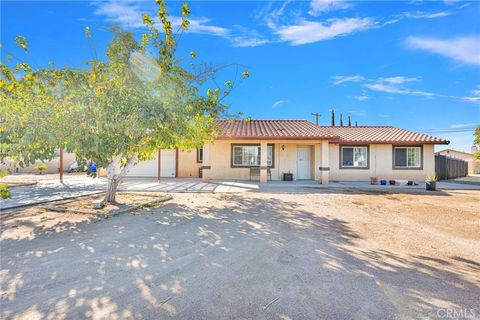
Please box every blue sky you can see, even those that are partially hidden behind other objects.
[1,0,479,151]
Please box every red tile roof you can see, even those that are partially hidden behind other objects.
[215,120,449,144]
[215,120,338,140]
[319,126,450,145]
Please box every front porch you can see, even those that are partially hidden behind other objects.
[200,140,331,184]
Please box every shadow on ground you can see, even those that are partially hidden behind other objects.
[1,194,478,319]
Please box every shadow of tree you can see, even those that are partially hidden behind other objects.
[1,193,478,319]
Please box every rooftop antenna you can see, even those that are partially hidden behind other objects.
[311,112,321,126]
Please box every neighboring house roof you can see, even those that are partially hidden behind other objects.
[215,120,338,140]
[436,149,473,156]
[214,120,449,144]
[318,126,450,145]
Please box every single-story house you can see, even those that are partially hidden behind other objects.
[126,119,450,184]
[436,148,480,175]
[1,150,76,174]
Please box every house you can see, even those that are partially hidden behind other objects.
[126,119,450,183]
[436,148,480,175]
[0,150,76,174]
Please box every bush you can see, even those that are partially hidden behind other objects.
[35,163,47,174]
[0,183,11,199]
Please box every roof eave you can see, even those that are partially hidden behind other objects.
[329,140,450,145]
[216,135,339,141]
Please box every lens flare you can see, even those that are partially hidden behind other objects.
[129,51,162,82]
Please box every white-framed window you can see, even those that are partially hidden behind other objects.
[341,146,368,168]
[393,146,422,168]
[232,144,274,167]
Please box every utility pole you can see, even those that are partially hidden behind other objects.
[311,112,321,126]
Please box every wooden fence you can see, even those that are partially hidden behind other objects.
[435,154,468,180]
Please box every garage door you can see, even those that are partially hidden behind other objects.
[127,149,176,177]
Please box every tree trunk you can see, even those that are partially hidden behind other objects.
[103,154,138,205]
[105,178,120,203]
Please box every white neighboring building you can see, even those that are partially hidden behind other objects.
[1,150,76,174]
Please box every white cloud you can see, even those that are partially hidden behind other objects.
[275,17,374,45]
[377,76,420,85]
[405,36,480,66]
[93,1,229,37]
[402,11,452,19]
[272,100,288,108]
[308,0,351,16]
[355,94,369,101]
[462,86,480,103]
[228,26,269,47]
[332,74,437,98]
[230,37,269,47]
[93,1,144,28]
[364,83,435,97]
[444,0,461,5]
[332,75,365,85]
[450,123,476,129]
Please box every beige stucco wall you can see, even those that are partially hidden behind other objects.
[177,149,202,178]
[1,152,76,174]
[329,144,435,181]
[205,140,323,181]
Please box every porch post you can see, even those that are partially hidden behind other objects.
[157,149,161,182]
[59,148,64,183]
[260,141,268,183]
[202,143,211,180]
[314,144,321,181]
[321,140,330,185]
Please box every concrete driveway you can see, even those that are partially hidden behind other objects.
[2,175,479,210]
[1,192,478,319]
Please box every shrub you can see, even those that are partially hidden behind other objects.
[35,163,47,174]
[0,183,11,199]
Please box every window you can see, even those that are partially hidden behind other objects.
[393,146,421,168]
[341,146,368,168]
[232,144,274,167]
[197,148,203,163]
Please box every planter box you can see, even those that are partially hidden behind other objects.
[426,181,437,191]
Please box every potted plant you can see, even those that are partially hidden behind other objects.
[425,174,438,191]
[35,163,47,175]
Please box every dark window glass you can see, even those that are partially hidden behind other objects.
[395,148,407,167]
[342,148,354,166]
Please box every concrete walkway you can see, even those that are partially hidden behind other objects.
[1,176,479,210]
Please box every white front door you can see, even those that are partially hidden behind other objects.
[296,147,311,180]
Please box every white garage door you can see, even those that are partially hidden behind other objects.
[159,149,176,177]
[127,149,176,177]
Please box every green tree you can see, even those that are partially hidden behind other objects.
[474,125,480,160]
[1,0,247,204]
[331,109,335,126]
[348,116,351,127]
[340,113,343,127]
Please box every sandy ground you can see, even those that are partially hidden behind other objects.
[1,189,479,319]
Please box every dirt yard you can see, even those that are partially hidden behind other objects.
[1,189,479,319]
